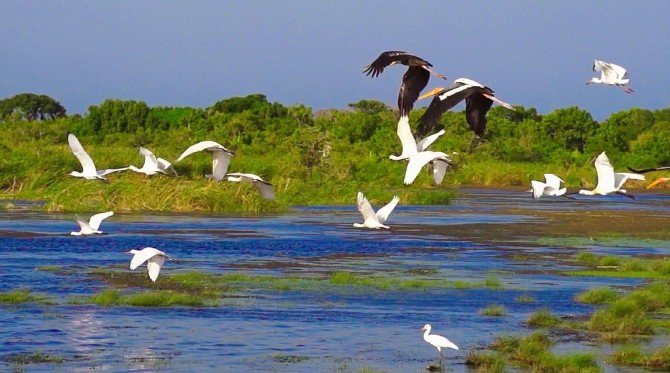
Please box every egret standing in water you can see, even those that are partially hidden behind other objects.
[70,211,114,236]
[421,324,459,367]
[127,247,169,282]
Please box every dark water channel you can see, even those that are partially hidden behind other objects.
[1,188,668,372]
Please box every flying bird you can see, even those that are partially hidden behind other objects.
[363,51,446,116]
[176,141,234,181]
[128,147,177,176]
[225,173,275,200]
[627,166,670,174]
[587,60,633,94]
[353,192,399,229]
[389,116,445,161]
[70,211,114,236]
[416,78,513,139]
[67,133,128,181]
[577,152,645,199]
[528,174,567,199]
[127,247,169,282]
[421,324,458,366]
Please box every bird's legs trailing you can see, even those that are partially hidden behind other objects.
[620,85,634,94]
[421,65,447,80]
[614,190,635,200]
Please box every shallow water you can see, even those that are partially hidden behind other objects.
[0,188,668,372]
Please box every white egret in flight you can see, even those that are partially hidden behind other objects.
[70,211,114,236]
[529,174,567,199]
[587,60,633,94]
[353,192,399,229]
[578,152,644,199]
[127,247,169,282]
[128,147,177,176]
[176,141,234,181]
[67,133,128,181]
[225,173,275,200]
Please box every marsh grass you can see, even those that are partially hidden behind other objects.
[0,289,50,304]
[526,309,560,328]
[514,294,536,304]
[610,344,670,369]
[575,287,619,304]
[480,304,507,317]
[467,332,600,372]
[84,289,210,307]
[539,236,670,249]
[2,351,64,364]
[270,354,311,364]
[484,274,503,289]
[568,252,670,279]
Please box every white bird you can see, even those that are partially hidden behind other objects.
[70,211,114,236]
[529,174,567,199]
[353,192,399,229]
[127,247,169,282]
[128,147,177,176]
[225,173,275,200]
[67,133,128,181]
[389,116,445,161]
[176,141,234,181]
[404,150,452,185]
[587,60,633,94]
[578,152,645,199]
[421,324,459,365]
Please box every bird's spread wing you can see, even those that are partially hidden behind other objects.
[614,172,645,190]
[405,151,447,185]
[177,141,231,162]
[417,82,475,137]
[363,51,412,78]
[97,167,129,176]
[609,62,628,80]
[543,174,563,190]
[88,211,113,231]
[157,158,177,175]
[254,181,275,200]
[396,116,417,156]
[416,129,445,152]
[530,180,547,199]
[432,158,450,185]
[398,66,430,116]
[375,196,399,224]
[211,151,232,181]
[465,92,494,137]
[626,166,670,174]
[147,255,166,282]
[594,152,615,191]
[75,217,91,232]
[356,192,377,221]
[139,147,159,169]
[129,247,164,270]
[68,133,97,174]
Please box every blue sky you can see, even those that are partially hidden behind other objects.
[1,1,668,120]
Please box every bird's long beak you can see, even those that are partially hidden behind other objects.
[647,177,669,189]
[419,87,444,100]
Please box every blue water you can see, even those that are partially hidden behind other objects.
[0,188,667,372]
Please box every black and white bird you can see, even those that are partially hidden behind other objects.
[363,51,446,116]
[416,78,513,138]
[587,60,633,94]
[176,141,234,181]
[225,173,275,200]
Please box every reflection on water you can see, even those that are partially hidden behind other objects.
[0,188,668,371]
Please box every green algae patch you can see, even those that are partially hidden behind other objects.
[480,304,507,317]
[0,289,51,304]
[566,252,670,279]
[2,351,64,364]
[81,289,211,307]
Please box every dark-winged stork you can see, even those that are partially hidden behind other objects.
[363,51,446,116]
[415,78,513,140]
[627,166,670,189]
[587,60,633,94]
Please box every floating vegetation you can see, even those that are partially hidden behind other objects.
[526,309,560,328]
[514,294,536,304]
[575,287,619,304]
[538,236,670,249]
[35,265,62,272]
[270,353,311,364]
[0,289,50,304]
[76,289,211,307]
[566,252,670,279]
[2,351,64,364]
[466,332,600,372]
[484,274,503,289]
[610,344,670,370]
[480,304,507,317]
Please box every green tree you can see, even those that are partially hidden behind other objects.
[0,93,66,121]
[588,108,655,154]
[347,100,391,115]
[541,106,597,152]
